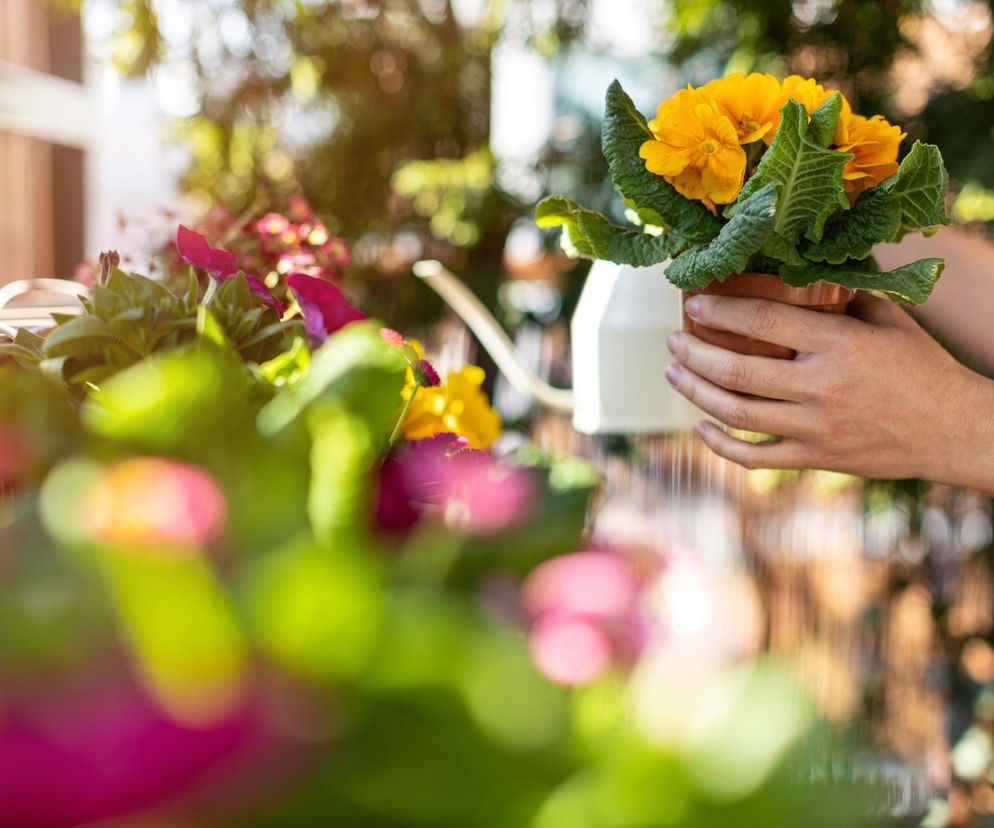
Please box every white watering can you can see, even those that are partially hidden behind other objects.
[413,259,702,434]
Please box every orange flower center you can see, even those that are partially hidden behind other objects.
[700,139,718,154]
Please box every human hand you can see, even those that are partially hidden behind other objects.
[665,292,994,490]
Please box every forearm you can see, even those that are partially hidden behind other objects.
[876,227,994,373]
[926,367,994,494]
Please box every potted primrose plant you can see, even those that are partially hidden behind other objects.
[537,74,950,358]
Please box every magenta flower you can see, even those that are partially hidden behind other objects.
[176,225,283,315]
[413,359,441,388]
[287,273,366,345]
[242,276,285,316]
[375,434,534,535]
[176,225,238,279]
[0,677,267,828]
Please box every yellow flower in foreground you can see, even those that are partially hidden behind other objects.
[400,365,501,450]
[702,72,783,145]
[834,111,906,202]
[640,100,746,204]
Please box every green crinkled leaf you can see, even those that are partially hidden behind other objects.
[602,79,721,244]
[665,184,779,290]
[535,196,683,267]
[535,196,594,258]
[803,187,903,264]
[809,93,843,148]
[779,257,944,304]
[882,141,950,240]
[734,99,851,246]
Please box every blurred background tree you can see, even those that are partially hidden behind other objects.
[85,0,598,326]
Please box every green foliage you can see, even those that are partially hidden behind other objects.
[258,321,408,441]
[779,257,945,304]
[535,196,685,266]
[0,268,296,393]
[601,80,721,244]
[666,184,780,289]
[803,187,903,264]
[809,93,844,148]
[882,141,951,240]
[734,99,851,247]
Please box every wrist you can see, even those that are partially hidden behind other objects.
[930,368,994,493]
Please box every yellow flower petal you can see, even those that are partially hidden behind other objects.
[399,365,501,449]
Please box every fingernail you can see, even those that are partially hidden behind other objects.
[666,333,679,353]
[665,364,682,385]
[685,296,703,319]
[694,421,708,437]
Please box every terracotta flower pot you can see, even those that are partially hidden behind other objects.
[683,272,855,359]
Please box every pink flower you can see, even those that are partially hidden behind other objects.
[522,551,641,622]
[87,458,227,551]
[379,328,406,350]
[287,273,366,345]
[73,259,98,288]
[529,612,614,687]
[288,195,313,223]
[257,212,291,237]
[522,550,654,687]
[176,225,238,279]
[322,238,350,267]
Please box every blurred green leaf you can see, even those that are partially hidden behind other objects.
[258,321,406,440]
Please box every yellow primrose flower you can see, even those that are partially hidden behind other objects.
[640,100,747,204]
[702,72,783,145]
[646,84,711,136]
[781,74,836,115]
[834,111,906,202]
[400,365,501,450]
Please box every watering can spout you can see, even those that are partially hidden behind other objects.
[413,260,576,414]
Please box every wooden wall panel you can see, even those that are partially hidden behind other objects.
[0,0,84,284]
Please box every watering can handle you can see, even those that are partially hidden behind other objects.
[413,260,575,414]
